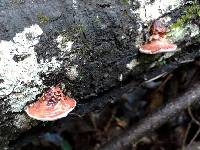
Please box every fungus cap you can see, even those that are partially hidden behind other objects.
[150,20,167,37]
[139,39,177,54]
[25,86,76,121]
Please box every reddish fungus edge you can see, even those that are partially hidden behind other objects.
[24,86,77,121]
[25,100,76,121]
[139,40,177,54]
[139,46,177,54]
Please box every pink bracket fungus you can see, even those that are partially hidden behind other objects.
[139,20,177,54]
[150,20,167,38]
[25,86,76,121]
[139,39,177,54]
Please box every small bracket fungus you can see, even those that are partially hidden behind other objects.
[139,20,177,54]
[139,39,177,54]
[25,86,76,121]
[150,20,167,38]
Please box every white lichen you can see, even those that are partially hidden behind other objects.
[126,59,139,70]
[56,34,79,78]
[72,0,78,10]
[118,74,123,81]
[169,24,200,42]
[66,65,79,80]
[0,24,62,112]
[56,35,74,52]
[186,24,199,37]
[131,0,185,22]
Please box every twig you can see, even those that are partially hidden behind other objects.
[156,74,173,92]
[188,106,200,126]
[184,106,200,149]
[186,127,200,150]
[99,83,200,150]
[181,122,192,150]
[104,107,117,132]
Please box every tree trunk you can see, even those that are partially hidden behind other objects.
[0,0,199,149]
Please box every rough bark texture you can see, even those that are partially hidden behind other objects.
[0,0,199,149]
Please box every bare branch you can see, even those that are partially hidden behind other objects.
[100,83,200,150]
[188,106,200,126]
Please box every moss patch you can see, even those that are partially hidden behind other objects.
[120,0,129,5]
[170,4,200,29]
[71,24,86,34]
[37,13,49,24]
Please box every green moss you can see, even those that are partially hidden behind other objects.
[59,23,92,56]
[120,0,129,5]
[71,24,86,34]
[93,16,101,27]
[157,59,167,66]
[37,13,49,24]
[170,4,200,29]
[74,42,91,56]
[60,24,86,41]
[60,31,72,40]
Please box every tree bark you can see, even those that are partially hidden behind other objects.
[0,0,199,149]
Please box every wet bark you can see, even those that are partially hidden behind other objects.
[0,0,199,149]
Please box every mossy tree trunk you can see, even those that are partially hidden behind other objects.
[0,0,199,149]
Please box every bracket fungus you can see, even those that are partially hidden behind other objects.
[25,86,76,121]
[139,20,177,54]
[149,20,167,38]
[139,39,177,54]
